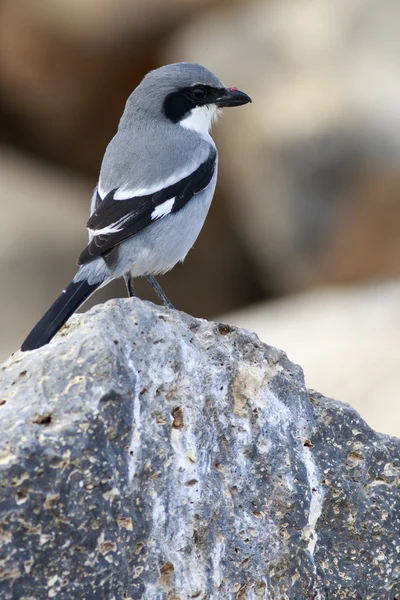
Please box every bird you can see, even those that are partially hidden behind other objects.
[21,62,251,352]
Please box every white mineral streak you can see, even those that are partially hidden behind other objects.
[267,382,324,558]
[301,444,324,557]
[265,389,296,493]
[297,412,324,600]
[212,534,225,587]
[151,493,166,528]
[266,382,324,600]
[126,357,141,483]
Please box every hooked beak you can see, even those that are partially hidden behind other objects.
[216,87,252,108]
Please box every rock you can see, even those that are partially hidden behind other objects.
[221,279,400,438]
[166,0,400,293]
[0,299,399,599]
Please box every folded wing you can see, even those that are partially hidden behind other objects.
[78,149,217,268]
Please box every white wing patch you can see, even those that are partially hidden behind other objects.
[99,163,204,202]
[151,198,175,220]
[88,198,175,237]
[88,213,132,236]
[114,186,158,201]
[97,183,106,201]
[88,224,123,236]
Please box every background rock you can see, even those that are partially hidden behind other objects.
[166,0,400,293]
[0,149,91,359]
[0,0,222,172]
[0,300,399,598]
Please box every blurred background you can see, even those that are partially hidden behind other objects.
[1,0,399,436]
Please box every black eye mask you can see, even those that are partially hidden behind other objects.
[164,85,226,123]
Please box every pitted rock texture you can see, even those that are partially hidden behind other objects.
[0,299,399,599]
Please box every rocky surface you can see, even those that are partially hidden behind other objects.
[221,279,400,437]
[0,299,399,599]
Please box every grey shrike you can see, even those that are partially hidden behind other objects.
[21,62,251,351]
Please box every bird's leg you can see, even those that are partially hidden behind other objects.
[124,273,135,297]
[146,275,174,309]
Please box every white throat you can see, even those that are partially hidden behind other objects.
[179,104,220,136]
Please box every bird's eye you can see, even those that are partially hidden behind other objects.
[192,87,207,101]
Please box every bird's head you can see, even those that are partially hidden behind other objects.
[123,62,251,135]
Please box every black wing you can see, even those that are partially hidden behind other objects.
[77,149,216,267]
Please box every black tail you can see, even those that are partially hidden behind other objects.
[21,279,99,351]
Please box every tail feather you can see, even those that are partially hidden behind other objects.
[21,279,99,352]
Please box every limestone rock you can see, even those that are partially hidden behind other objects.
[221,279,400,438]
[0,299,399,599]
